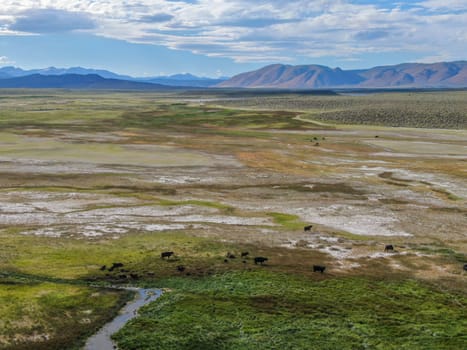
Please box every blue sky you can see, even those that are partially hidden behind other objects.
[0,1,466,77]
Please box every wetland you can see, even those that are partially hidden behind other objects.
[0,90,465,349]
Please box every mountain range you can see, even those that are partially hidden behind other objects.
[217,61,467,89]
[0,66,226,87]
[1,61,466,89]
[0,74,177,90]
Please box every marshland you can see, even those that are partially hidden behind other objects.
[0,90,466,349]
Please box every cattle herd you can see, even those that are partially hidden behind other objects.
[98,225,467,281]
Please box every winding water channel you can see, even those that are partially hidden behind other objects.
[84,288,162,350]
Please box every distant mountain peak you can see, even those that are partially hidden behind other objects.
[167,73,200,80]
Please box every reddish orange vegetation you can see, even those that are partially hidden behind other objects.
[236,151,316,175]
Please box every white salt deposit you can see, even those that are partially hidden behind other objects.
[290,205,412,237]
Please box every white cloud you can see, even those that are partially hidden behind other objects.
[10,8,95,33]
[0,56,14,64]
[418,0,467,11]
[0,1,466,63]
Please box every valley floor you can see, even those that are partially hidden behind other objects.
[0,90,465,349]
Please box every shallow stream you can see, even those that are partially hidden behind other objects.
[84,288,162,350]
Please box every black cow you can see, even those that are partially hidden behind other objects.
[464,264,467,271]
[130,273,139,280]
[304,225,313,232]
[254,257,268,265]
[161,251,174,259]
[99,265,107,271]
[177,265,186,272]
[241,252,249,258]
[109,262,124,272]
[313,265,326,273]
[384,245,394,252]
[226,252,236,259]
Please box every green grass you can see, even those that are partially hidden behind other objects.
[114,271,467,350]
[118,105,312,132]
[157,199,235,214]
[413,245,467,264]
[0,279,131,350]
[267,212,305,230]
[0,230,218,280]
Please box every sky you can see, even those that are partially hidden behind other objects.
[0,0,466,77]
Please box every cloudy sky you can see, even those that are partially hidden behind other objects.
[0,0,466,77]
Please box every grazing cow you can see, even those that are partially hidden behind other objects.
[100,265,107,271]
[384,245,394,252]
[242,260,247,264]
[161,251,174,259]
[304,225,313,232]
[254,257,268,265]
[130,273,139,280]
[224,259,228,263]
[313,265,326,273]
[464,264,467,271]
[241,252,249,258]
[118,274,127,279]
[109,262,124,272]
[177,265,186,272]
[226,252,236,259]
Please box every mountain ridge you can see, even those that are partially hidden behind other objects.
[0,66,227,87]
[0,74,183,90]
[218,61,467,89]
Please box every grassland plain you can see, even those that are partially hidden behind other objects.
[0,90,466,349]
[212,91,467,129]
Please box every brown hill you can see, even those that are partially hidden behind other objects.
[218,61,467,89]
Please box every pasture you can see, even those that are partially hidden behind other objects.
[0,90,465,349]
